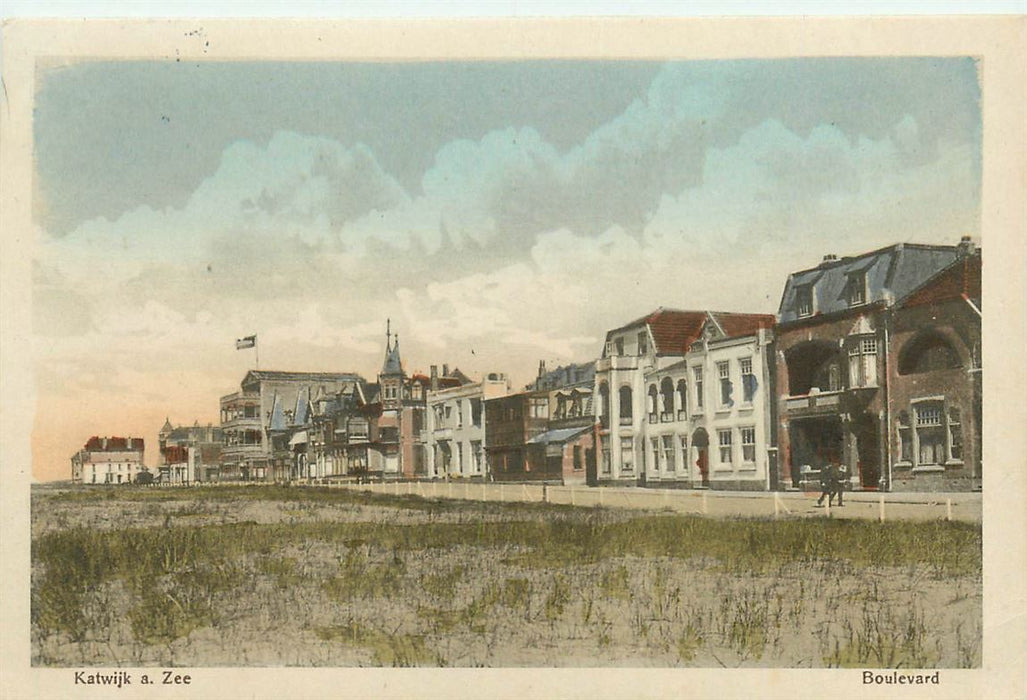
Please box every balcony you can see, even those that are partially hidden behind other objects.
[596,355,639,372]
[222,416,261,430]
[221,391,259,406]
[221,443,265,459]
[783,390,844,417]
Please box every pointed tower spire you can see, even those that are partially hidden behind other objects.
[386,318,392,352]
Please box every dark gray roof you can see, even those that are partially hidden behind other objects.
[268,393,286,431]
[531,362,596,391]
[526,425,592,445]
[242,370,363,389]
[294,388,310,425]
[381,342,403,376]
[777,243,963,323]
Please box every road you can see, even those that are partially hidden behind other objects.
[326,480,982,523]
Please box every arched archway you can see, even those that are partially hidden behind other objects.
[691,427,710,487]
[784,340,844,395]
[898,330,962,375]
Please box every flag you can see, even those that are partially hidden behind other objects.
[236,335,256,350]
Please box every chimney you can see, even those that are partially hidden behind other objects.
[430,365,439,392]
[958,235,976,257]
[819,254,838,267]
[442,364,449,377]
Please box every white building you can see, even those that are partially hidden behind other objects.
[70,436,146,485]
[425,371,509,479]
[595,309,776,490]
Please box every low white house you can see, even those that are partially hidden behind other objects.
[70,436,146,485]
[425,373,508,479]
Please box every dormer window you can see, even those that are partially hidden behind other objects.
[846,272,867,307]
[796,285,814,318]
[615,338,625,356]
[637,331,648,356]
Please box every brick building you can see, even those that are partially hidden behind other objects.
[888,245,981,491]
[158,419,222,483]
[774,238,979,492]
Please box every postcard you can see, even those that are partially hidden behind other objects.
[1,14,1024,700]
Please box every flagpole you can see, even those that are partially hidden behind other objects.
[255,340,260,370]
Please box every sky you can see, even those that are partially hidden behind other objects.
[31,58,982,480]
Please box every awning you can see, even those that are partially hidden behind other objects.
[288,431,308,446]
[526,425,592,446]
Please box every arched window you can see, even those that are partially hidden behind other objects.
[676,379,688,419]
[899,331,962,375]
[619,385,633,424]
[660,377,675,417]
[598,382,610,429]
[647,385,658,418]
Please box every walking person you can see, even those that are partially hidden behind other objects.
[833,464,847,507]
[816,462,835,507]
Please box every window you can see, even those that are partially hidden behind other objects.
[740,427,756,463]
[718,429,733,465]
[717,361,733,408]
[662,435,676,472]
[846,272,867,307]
[796,285,814,317]
[456,442,464,473]
[638,332,648,356]
[598,383,610,429]
[573,445,583,471]
[660,377,675,417]
[915,402,945,465]
[948,408,963,461]
[600,437,611,473]
[693,367,704,410]
[471,441,483,472]
[848,337,878,387]
[676,380,688,419]
[472,399,483,427]
[896,411,912,463]
[647,385,658,419]
[605,341,613,357]
[619,386,633,424]
[615,338,625,356]
[456,401,464,427]
[530,399,549,419]
[740,357,757,403]
[621,438,634,470]
[651,438,660,472]
[679,435,688,468]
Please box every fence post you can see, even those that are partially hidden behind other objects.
[599,488,603,507]
[774,491,780,518]
[946,498,952,521]
[570,486,575,506]
[702,491,708,515]
[879,494,885,523]
[482,483,486,502]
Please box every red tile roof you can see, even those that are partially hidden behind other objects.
[83,436,144,452]
[609,309,775,355]
[711,312,777,340]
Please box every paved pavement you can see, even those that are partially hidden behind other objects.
[330,480,982,523]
